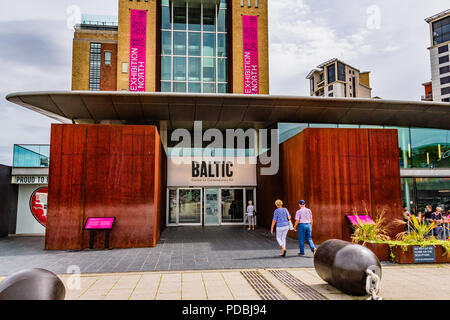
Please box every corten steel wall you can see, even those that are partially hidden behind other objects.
[45,124,166,250]
[0,165,18,237]
[257,128,402,244]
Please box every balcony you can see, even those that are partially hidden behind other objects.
[13,145,50,168]
[421,94,433,101]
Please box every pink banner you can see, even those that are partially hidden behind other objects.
[347,215,376,226]
[84,217,115,230]
[129,10,147,92]
[242,15,259,95]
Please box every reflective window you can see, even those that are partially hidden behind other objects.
[218,83,227,93]
[174,3,187,30]
[439,55,449,64]
[13,145,50,168]
[218,33,227,57]
[411,128,450,168]
[203,33,216,57]
[203,6,216,32]
[432,16,450,46]
[161,81,171,92]
[161,5,171,30]
[327,63,336,83]
[161,31,172,55]
[174,82,186,93]
[160,2,227,93]
[218,58,227,82]
[174,57,186,81]
[188,3,201,31]
[174,32,186,55]
[203,83,216,93]
[337,62,346,82]
[188,58,201,81]
[440,66,450,74]
[188,33,201,56]
[438,45,449,54]
[161,56,171,81]
[218,9,227,32]
[189,82,201,93]
[203,58,215,82]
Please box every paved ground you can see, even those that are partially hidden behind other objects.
[0,226,314,276]
[1,265,446,300]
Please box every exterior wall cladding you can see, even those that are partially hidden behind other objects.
[45,125,166,250]
[72,0,269,94]
[257,128,403,244]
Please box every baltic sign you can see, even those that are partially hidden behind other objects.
[168,157,257,187]
[129,9,147,92]
[242,15,259,95]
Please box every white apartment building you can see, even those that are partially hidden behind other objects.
[425,9,450,102]
[306,58,372,98]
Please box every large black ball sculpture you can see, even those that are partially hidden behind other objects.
[314,239,382,296]
[0,268,66,300]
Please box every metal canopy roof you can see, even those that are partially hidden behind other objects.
[5,91,450,131]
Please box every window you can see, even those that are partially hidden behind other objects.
[337,62,346,81]
[441,76,450,85]
[438,45,449,54]
[89,43,101,91]
[328,85,333,91]
[328,93,334,97]
[327,64,336,84]
[442,98,450,102]
[411,128,450,168]
[439,55,449,64]
[311,78,314,92]
[432,16,450,46]
[442,87,450,95]
[440,66,450,75]
[122,62,128,74]
[104,51,112,65]
[160,1,228,93]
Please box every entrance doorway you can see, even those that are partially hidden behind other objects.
[167,187,256,226]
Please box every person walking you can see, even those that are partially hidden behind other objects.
[247,200,255,231]
[294,200,317,256]
[271,200,291,257]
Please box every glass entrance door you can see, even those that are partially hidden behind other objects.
[168,188,202,226]
[221,189,244,223]
[204,189,220,225]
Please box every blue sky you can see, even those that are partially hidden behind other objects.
[0,0,449,165]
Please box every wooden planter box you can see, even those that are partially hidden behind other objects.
[360,242,390,262]
[391,245,450,264]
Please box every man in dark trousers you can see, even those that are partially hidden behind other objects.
[294,200,317,256]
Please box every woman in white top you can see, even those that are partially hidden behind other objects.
[247,201,255,231]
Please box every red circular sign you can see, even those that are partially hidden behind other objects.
[29,187,48,227]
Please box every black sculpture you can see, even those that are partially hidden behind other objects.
[314,239,382,296]
[0,268,66,300]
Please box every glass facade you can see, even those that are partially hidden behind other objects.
[161,1,228,93]
[13,145,50,168]
[432,16,450,46]
[89,43,101,91]
[402,178,450,214]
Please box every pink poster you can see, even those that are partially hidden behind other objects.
[242,15,259,95]
[129,9,147,92]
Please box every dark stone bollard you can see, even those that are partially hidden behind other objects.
[314,239,382,296]
[0,268,66,300]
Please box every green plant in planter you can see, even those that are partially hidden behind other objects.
[388,216,450,257]
[395,215,436,242]
[351,211,390,245]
